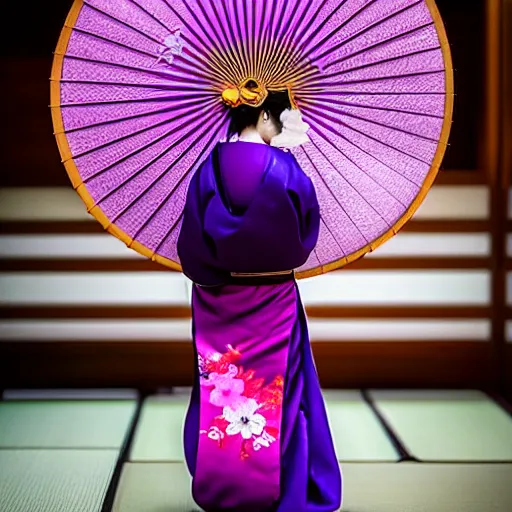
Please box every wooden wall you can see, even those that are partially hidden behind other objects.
[0,0,509,395]
[503,0,512,399]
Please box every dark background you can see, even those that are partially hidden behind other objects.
[1,0,486,187]
[0,0,510,399]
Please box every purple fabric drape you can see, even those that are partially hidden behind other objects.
[178,142,342,512]
[178,142,320,287]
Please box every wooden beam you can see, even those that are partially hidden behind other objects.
[0,306,192,320]
[488,0,507,393]
[307,305,491,320]
[401,220,490,233]
[0,221,102,235]
[435,170,488,185]
[0,257,492,272]
[483,0,501,182]
[0,305,491,320]
[0,219,492,235]
[503,0,512,401]
[507,345,512,401]
[0,341,494,390]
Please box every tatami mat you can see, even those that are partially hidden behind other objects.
[0,449,118,512]
[369,390,512,461]
[0,400,137,449]
[112,462,512,512]
[2,388,138,400]
[129,395,188,461]
[112,463,195,512]
[2,389,512,511]
[323,390,399,461]
[129,391,399,463]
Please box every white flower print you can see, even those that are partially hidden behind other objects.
[223,398,266,440]
[156,29,184,66]
[253,431,276,451]
[207,426,224,441]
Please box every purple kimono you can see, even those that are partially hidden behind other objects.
[178,141,342,512]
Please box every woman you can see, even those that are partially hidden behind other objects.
[177,88,342,512]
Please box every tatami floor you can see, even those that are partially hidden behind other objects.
[1,389,511,511]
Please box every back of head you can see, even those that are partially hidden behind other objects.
[228,87,292,139]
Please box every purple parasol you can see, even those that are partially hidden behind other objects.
[51,0,453,278]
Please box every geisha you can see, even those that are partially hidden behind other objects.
[178,80,342,512]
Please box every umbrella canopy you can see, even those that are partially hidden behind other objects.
[51,0,453,278]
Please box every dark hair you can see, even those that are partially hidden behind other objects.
[228,87,292,138]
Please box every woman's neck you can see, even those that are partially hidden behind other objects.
[238,127,266,145]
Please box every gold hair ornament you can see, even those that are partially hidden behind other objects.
[222,78,298,109]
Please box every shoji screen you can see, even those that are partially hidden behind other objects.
[0,182,493,389]
[0,0,504,392]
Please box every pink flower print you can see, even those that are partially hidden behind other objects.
[209,365,245,408]
[204,362,236,386]
[200,370,215,387]
[224,398,266,440]
[199,355,214,386]
[199,353,224,386]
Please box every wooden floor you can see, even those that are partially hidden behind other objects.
[1,389,512,511]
